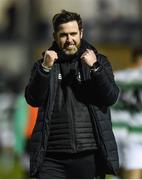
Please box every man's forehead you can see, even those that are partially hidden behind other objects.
[57,21,79,31]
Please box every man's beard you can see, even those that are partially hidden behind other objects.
[62,43,80,55]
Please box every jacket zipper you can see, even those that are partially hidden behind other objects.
[67,88,77,152]
[71,101,77,152]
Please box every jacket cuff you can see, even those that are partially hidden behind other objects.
[90,62,103,76]
[38,63,51,76]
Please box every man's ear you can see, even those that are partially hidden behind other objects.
[80,29,83,39]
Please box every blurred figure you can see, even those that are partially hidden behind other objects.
[0,0,18,39]
[0,69,16,177]
[6,0,17,38]
[25,10,119,179]
[13,92,38,178]
[13,93,29,177]
[112,47,142,179]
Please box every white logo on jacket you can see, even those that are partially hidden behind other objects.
[77,72,82,82]
[58,73,62,80]
[57,72,82,81]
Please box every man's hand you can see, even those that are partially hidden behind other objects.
[42,50,58,68]
[81,49,97,67]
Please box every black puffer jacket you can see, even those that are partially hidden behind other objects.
[25,40,119,177]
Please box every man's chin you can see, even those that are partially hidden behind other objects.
[63,49,78,55]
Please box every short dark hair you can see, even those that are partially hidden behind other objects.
[132,47,142,63]
[52,10,83,32]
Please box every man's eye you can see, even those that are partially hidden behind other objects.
[60,34,66,37]
[71,33,77,36]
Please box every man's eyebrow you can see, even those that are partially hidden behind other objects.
[60,32,78,35]
[60,32,67,35]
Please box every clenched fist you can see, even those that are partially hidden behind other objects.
[81,49,97,67]
[42,50,58,68]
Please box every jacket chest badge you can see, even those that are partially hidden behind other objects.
[58,73,62,80]
[77,72,82,82]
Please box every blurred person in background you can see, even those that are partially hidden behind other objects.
[13,96,38,178]
[25,10,119,179]
[111,47,142,179]
[12,75,38,178]
[0,70,17,177]
[13,93,29,177]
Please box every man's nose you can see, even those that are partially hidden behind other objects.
[67,34,72,42]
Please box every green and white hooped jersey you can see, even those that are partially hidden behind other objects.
[111,67,142,143]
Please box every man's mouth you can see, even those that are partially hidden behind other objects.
[65,44,75,49]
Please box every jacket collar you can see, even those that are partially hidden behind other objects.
[42,39,98,63]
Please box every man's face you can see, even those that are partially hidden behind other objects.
[54,21,83,55]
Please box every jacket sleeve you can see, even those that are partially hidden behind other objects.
[25,59,50,107]
[90,54,120,106]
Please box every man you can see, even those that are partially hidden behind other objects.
[25,10,119,179]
